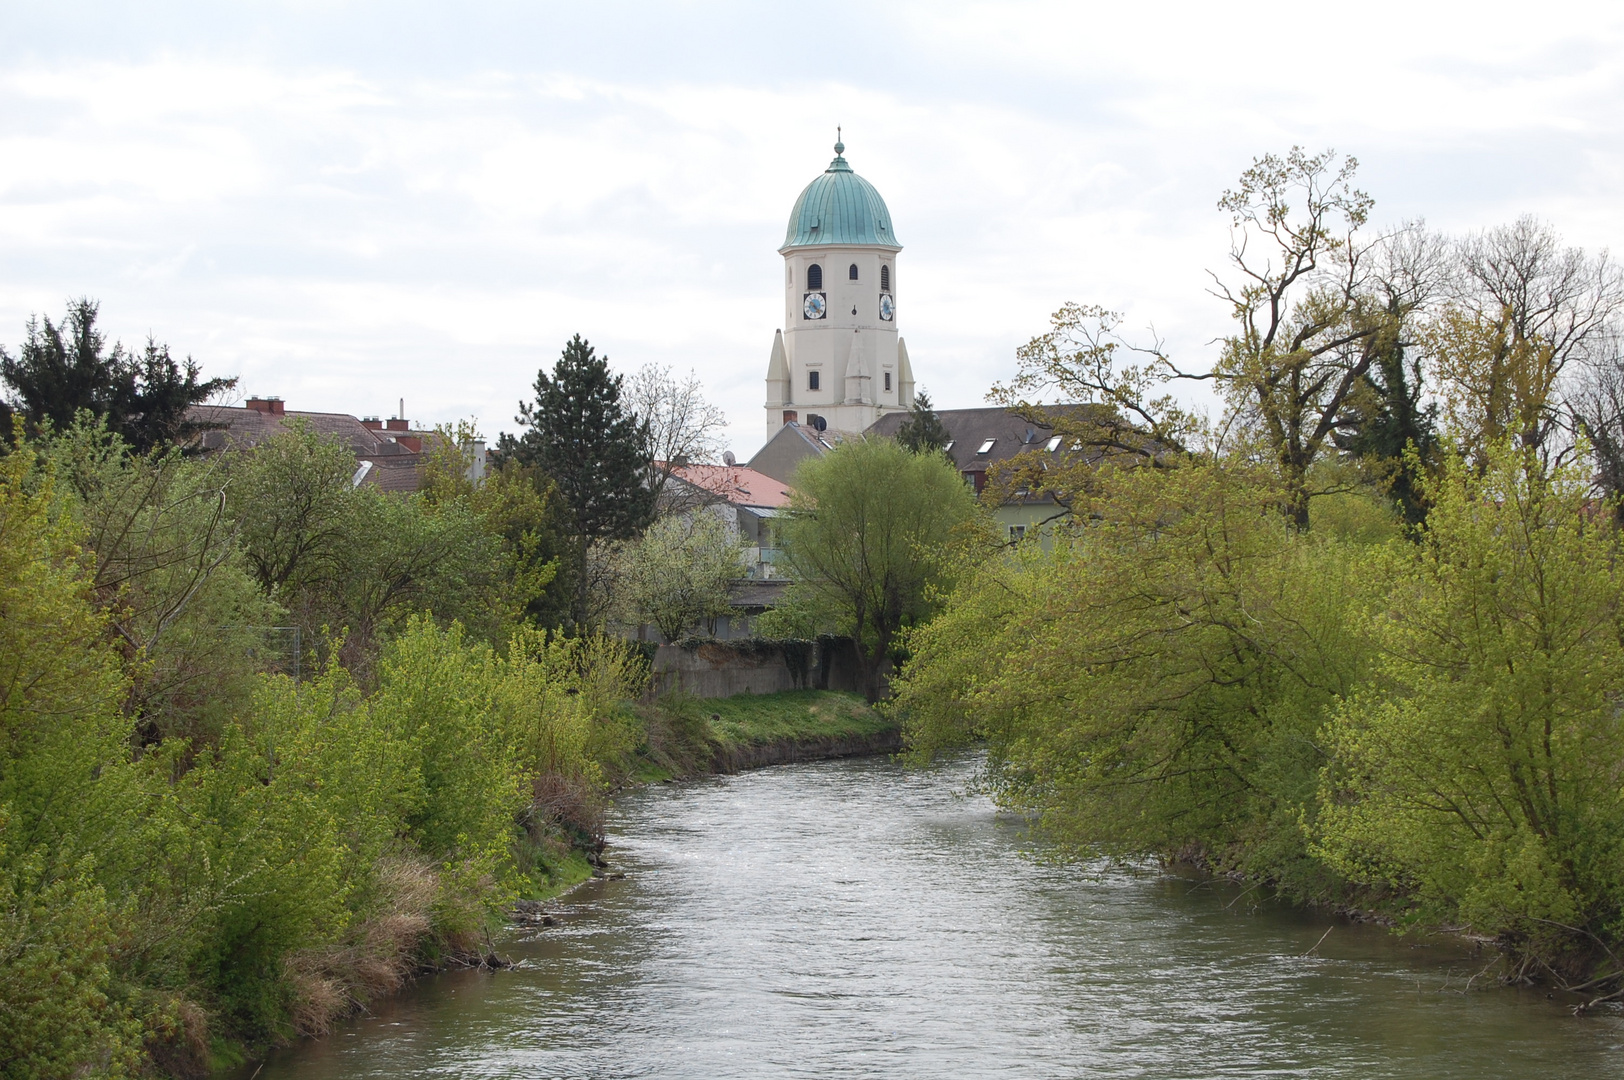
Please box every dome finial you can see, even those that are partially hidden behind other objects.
[834,126,844,156]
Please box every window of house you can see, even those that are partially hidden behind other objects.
[880,265,890,291]
[943,440,954,452]
[1009,525,1027,541]
[849,263,859,280]
[1046,435,1062,452]
[884,371,892,391]
[977,438,996,454]
[807,264,822,290]
[808,370,820,391]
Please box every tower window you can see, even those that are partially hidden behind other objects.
[880,265,890,292]
[849,263,859,280]
[809,370,820,391]
[884,372,892,391]
[807,264,822,290]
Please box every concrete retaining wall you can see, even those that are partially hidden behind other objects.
[648,637,876,699]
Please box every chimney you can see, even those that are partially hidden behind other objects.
[386,417,409,432]
[246,396,285,415]
[361,416,384,431]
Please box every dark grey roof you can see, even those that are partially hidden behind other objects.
[865,405,1103,473]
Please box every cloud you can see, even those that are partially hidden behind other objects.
[1,4,1621,454]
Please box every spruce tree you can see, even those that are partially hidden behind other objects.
[504,333,654,548]
[895,389,952,456]
[0,298,235,453]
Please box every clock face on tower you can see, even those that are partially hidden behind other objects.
[879,294,894,321]
[803,292,827,320]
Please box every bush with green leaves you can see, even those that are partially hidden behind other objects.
[1314,444,1624,960]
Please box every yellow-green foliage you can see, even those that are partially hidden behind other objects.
[893,460,1385,887]
[0,440,146,1077]
[1314,445,1624,944]
[898,437,1624,963]
[0,427,652,1074]
[501,628,647,785]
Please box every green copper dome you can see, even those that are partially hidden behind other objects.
[780,138,900,251]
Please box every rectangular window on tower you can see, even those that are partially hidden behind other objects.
[808,370,820,391]
[884,372,892,391]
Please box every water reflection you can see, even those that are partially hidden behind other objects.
[254,754,1624,1079]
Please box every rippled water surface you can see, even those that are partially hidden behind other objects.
[256,754,1624,1078]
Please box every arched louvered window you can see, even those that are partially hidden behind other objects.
[849,263,859,280]
[807,264,822,290]
[880,265,891,292]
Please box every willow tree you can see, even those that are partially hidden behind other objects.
[765,438,978,700]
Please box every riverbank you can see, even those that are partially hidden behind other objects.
[636,688,901,781]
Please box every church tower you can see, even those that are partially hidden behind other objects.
[765,136,913,440]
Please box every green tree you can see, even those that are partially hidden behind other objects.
[502,336,654,625]
[1314,443,1624,963]
[892,460,1380,890]
[225,420,359,594]
[421,432,574,630]
[34,418,284,744]
[1337,317,1439,526]
[894,388,951,455]
[0,426,148,1076]
[0,299,236,453]
[618,511,745,642]
[764,438,978,700]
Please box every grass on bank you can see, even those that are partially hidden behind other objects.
[638,688,896,778]
[705,689,893,747]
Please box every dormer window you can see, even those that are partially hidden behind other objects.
[977,438,996,454]
[1046,436,1062,452]
[880,265,891,292]
[807,264,822,290]
[849,263,859,280]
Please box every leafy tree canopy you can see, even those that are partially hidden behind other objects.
[760,437,979,700]
[617,511,745,642]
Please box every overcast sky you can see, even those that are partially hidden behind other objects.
[2,1,1621,457]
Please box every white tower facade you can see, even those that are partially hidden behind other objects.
[765,138,914,440]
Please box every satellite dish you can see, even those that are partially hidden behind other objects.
[723,450,737,466]
[813,415,828,432]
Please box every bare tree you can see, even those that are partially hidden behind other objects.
[1430,217,1624,463]
[628,364,727,509]
[1569,328,1624,518]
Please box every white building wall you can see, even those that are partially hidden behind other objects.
[767,244,910,439]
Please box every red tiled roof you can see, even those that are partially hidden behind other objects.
[665,463,793,509]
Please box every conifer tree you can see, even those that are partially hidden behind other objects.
[895,388,951,456]
[0,298,235,453]
[502,335,654,625]
[506,334,654,542]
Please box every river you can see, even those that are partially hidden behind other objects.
[254,753,1624,1078]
